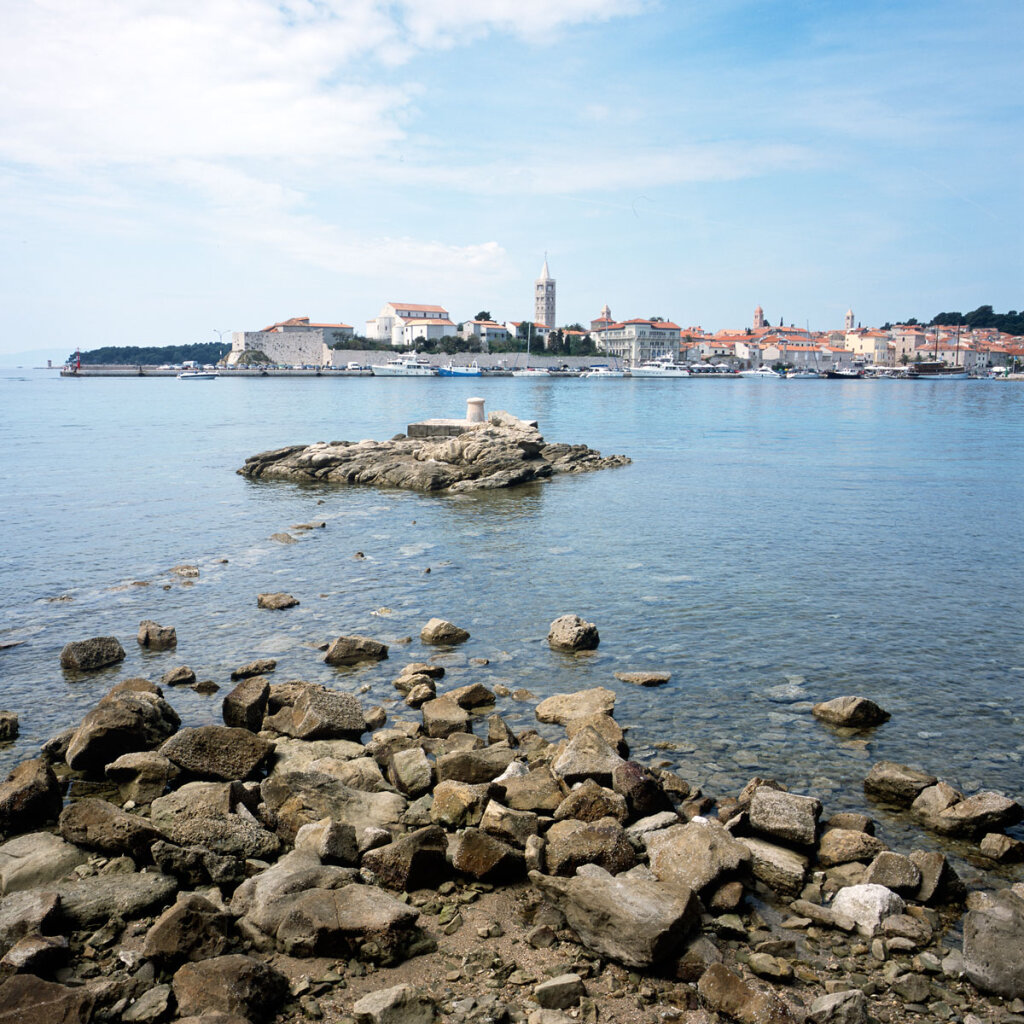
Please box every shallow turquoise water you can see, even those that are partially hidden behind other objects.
[1,369,1022,869]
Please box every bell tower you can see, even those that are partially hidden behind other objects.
[534,257,556,328]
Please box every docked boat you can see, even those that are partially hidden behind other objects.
[370,355,437,377]
[738,365,781,379]
[438,361,482,377]
[904,361,968,380]
[580,365,625,378]
[824,368,864,379]
[630,355,691,378]
[510,366,552,378]
[177,370,218,380]
[785,369,821,379]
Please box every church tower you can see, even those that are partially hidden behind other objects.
[753,305,765,330]
[845,308,855,331]
[534,258,556,328]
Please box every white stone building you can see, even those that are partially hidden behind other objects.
[226,316,353,366]
[366,302,453,347]
[534,260,556,328]
[459,320,510,351]
[592,318,682,366]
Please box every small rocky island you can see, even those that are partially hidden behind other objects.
[239,410,630,492]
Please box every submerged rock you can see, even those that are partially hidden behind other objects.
[59,636,126,672]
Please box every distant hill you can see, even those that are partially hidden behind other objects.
[68,343,231,366]
[885,305,1023,335]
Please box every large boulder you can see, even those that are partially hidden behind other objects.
[0,975,95,1024]
[738,837,809,897]
[324,636,388,666]
[963,888,1024,998]
[361,826,449,890]
[57,798,165,860]
[420,618,470,645]
[267,686,367,741]
[0,759,62,835]
[0,832,88,895]
[817,828,887,867]
[697,963,797,1024]
[172,954,288,1022]
[160,726,275,780]
[143,892,233,963]
[544,817,636,876]
[499,767,566,813]
[353,984,437,1024]
[812,696,889,728]
[105,751,176,804]
[535,687,615,725]
[222,676,270,732]
[436,746,517,785]
[646,819,751,896]
[829,883,905,937]
[420,698,470,739]
[66,689,181,776]
[748,787,821,848]
[530,865,699,968]
[929,791,1023,838]
[137,620,177,650]
[429,781,489,829]
[554,780,628,824]
[59,636,125,671]
[551,726,625,786]
[55,870,179,929]
[261,771,406,841]
[863,761,937,807]
[0,889,60,957]
[547,615,600,652]
[451,828,524,882]
[612,762,673,820]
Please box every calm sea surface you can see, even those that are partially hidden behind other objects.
[2,368,1023,875]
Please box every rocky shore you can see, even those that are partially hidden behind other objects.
[238,412,630,492]
[0,616,1022,1024]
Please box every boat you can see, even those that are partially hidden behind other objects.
[369,355,438,376]
[738,365,781,379]
[177,370,218,380]
[438,361,482,377]
[510,366,551,378]
[785,369,821,379]
[580,364,625,379]
[824,367,864,379]
[629,355,691,378]
[904,361,969,380]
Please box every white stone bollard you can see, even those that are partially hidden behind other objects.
[466,397,485,423]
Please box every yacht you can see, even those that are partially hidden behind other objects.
[580,365,625,379]
[370,355,438,377]
[630,355,691,378]
[510,366,552,378]
[438,361,482,377]
[785,369,821,379]
[738,365,781,379]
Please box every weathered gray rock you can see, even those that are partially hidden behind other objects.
[421,697,471,738]
[535,687,615,725]
[150,840,244,887]
[437,746,516,785]
[554,780,628,823]
[257,592,299,609]
[261,771,406,841]
[908,849,965,904]
[56,870,178,928]
[500,766,566,813]
[0,832,87,895]
[222,676,270,732]
[613,670,670,687]
[543,817,636,876]
[547,615,600,652]
[646,820,751,896]
[930,791,1023,838]
[270,687,367,741]
[808,990,869,1024]
[429,781,489,829]
[104,750,176,804]
[789,899,856,932]
[121,984,173,1023]
[535,974,585,1010]
[160,725,274,780]
[137,620,177,650]
[66,689,181,775]
[612,762,673,820]
[173,954,288,1022]
[240,417,629,493]
[442,682,495,709]
[863,761,937,806]
[353,983,437,1024]
[231,658,276,680]
[566,712,627,754]
[0,933,69,976]
[738,837,808,897]
[0,975,95,1024]
[963,889,1024,998]
[420,618,469,645]
[911,781,963,819]
[980,832,1024,862]
[388,747,434,797]
[59,636,125,671]
[697,963,797,1024]
[58,798,165,860]
[451,828,524,882]
[530,866,700,968]
[812,696,890,728]
[479,800,538,848]
[862,851,921,894]
[0,889,59,957]
[0,758,62,835]
[294,818,359,864]
[551,726,625,786]
[362,826,449,890]
[829,883,905,937]
[748,787,822,847]
[143,892,233,963]
[817,828,887,867]
[324,635,389,666]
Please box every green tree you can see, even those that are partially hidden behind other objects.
[474,311,492,322]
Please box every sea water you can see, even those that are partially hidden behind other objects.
[1,369,1023,871]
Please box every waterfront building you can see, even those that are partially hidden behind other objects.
[226,316,353,366]
[593,318,682,365]
[534,260,556,328]
[458,319,510,351]
[505,321,551,348]
[366,302,452,347]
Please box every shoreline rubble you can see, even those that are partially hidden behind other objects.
[0,617,1022,1024]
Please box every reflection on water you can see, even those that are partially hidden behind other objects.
[1,371,1022,877]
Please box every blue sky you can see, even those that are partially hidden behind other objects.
[1,0,1021,358]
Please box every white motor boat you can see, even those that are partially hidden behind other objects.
[738,366,781,379]
[370,355,438,376]
[785,369,821,379]
[511,366,552,378]
[580,365,625,378]
[177,370,218,380]
[630,355,691,378]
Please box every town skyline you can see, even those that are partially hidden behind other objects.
[1,1,1021,361]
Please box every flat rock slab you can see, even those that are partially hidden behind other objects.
[614,671,671,687]
[239,413,629,493]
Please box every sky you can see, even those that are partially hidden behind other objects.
[1,0,1022,359]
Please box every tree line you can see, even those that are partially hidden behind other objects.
[883,305,1023,335]
[68,343,230,365]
